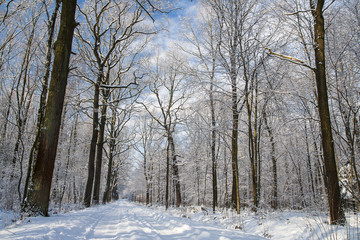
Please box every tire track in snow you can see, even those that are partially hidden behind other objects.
[113,203,163,240]
[0,200,266,240]
[84,203,118,239]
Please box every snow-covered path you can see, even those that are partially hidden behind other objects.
[0,200,265,240]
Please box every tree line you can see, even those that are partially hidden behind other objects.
[0,0,359,226]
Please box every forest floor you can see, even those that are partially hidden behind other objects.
[0,199,359,239]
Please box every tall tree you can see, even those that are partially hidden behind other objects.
[209,0,242,213]
[23,0,61,207]
[77,0,149,207]
[209,0,261,213]
[183,4,220,212]
[326,0,360,208]
[267,0,346,224]
[141,53,191,209]
[310,0,345,225]
[25,0,77,216]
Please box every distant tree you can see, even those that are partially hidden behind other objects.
[76,0,151,207]
[208,0,266,213]
[103,89,134,204]
[141,53,191,209]
[183,3,220,212]
[134,117,156,205]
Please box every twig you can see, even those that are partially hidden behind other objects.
[100,82,138,89]
[285,9,314,16]
[323,0,336,12]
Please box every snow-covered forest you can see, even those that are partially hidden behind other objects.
[0,0,360,238]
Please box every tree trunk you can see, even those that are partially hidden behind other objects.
[25,0,77,216]
[102,140,114,204]
[165,137,170,210]
[210,74,217,212]
[169,134,181,207]
[224,145,229,208]
[71,112,79,204]
[92,101,107,205]
[305,121,316,204]
[103,107,116,204]
[231,68,240,213]
[10,15,37,191]
[311,0,345,225]
[1,85,14,141]
[23,0,60,206]
[149,163,154,204]
[264,109,277,209]
[245,72,260,211]
[84,75,101,207]
[143,156,150,205]
[352,117,360,196]
[196,163,200,206]
[58,130,72,212]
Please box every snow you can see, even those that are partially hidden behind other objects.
[0,200,265,240]
[1,200,359,240]
[159,206,360,240]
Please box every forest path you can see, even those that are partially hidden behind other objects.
[0,200,265,240]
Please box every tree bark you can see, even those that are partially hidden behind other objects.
[305,121,316,204]
[231,75,240,214]
[311,0,345,225]
[210,71,217,213]
[83,75,101,207]
[169,133,181,207]
[25,0,77,216]
[1,85,14,141]
[103,107,116,204]
[23,0,60,206]
[102,137,114,204]
[246,76,260,211]
[92,100,107,205]
[142,142,150,205]
[264,109,277,209]
[165,137,170,210]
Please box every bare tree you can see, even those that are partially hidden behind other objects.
[326,0,360,208]
[266,0,346,224]
[76,0,152,207]
[141,53,191,209]
[25,0,77,216]
[134,116,156,205]
[9,7,41,205]
[208,0,265,213]
[182,3,220,212]
[23,0,61,207]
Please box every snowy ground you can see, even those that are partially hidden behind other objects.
[161,205,360,240]
[0,200,359,239]
[0,200,264,240]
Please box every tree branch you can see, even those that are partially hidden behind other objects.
[264,46,315,71]
[100,82,138,89]
[285,9,314,16]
